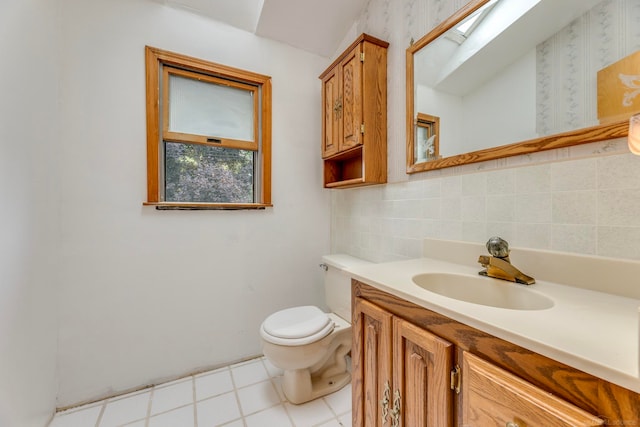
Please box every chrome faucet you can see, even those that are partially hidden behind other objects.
[478,237,535,285]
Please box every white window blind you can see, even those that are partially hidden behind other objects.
[168,74,255,141]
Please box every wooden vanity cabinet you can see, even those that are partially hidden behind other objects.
[319,34,388,188]
[352,280,640,427]
[353,297,454,426]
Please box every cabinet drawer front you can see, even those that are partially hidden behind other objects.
[462,352,603,427]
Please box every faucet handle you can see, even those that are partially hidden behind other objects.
[486,236,509,258]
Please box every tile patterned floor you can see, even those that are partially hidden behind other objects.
[48,357,352,427]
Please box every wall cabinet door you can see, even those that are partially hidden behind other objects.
[338,43,363,153]
[352,297,454,427]
[321,66,340,158]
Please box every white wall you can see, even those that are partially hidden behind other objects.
[56,0,330,407]
[0,0,59,425]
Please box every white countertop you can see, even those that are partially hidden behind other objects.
[346,256,640,393]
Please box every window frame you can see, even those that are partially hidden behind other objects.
[144,46,272,209]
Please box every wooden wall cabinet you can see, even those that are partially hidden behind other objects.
[352,281,639,427]
[319,34,388,188]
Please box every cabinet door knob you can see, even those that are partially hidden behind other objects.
[506,422,520,427]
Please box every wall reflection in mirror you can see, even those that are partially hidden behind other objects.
[408,0,640,172]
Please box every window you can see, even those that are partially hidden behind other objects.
[144,46,272,209]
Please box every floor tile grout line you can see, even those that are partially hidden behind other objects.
[94,402,106,427]
[228,361,247,424]
[192,376,198,427]
[144,387,153,427]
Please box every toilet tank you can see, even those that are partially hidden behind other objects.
[322,254,372,322]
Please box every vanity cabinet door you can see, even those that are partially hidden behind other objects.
[352,297,393,427]
[353,297,454,427]
[393,317,454,427]
[461,351,604,427]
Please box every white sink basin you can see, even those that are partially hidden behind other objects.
[412,273,554,310]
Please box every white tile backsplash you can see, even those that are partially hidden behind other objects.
[598,226,640,259]
[516,163,552,193]
[461,196,486,222]
[462,172,487,196]
[332,151,640,261]
[552,191,597,225]
[598,154,640,189]
[551,158,596,191]
[486,168,516,195]
[515,193,552,223]
[599,189,640,227]
[552,224,597,255]
[486,195,516,222]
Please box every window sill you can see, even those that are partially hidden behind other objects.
[143,202,272,210]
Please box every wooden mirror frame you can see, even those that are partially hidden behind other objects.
[406,0,629,174]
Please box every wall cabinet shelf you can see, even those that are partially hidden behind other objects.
[319,34,388,189]
[352,281,638,426]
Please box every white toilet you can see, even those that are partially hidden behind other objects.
[260,254,370,404]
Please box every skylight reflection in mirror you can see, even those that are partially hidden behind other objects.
[450,0,499,43]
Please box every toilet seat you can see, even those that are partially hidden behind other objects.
[261,306,335,346]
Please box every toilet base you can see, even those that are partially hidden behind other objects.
[281,350,351,404]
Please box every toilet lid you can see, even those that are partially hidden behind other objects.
[261,306,334,345]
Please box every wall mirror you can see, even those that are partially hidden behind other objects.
[406,0,636,173]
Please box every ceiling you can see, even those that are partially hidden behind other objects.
[157,0,366,57]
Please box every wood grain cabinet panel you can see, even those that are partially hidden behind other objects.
[319,34,387,188]
[321,67,340,158]
[462,351,603,427]
[352,298,392,427]
[393,317,454,427]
